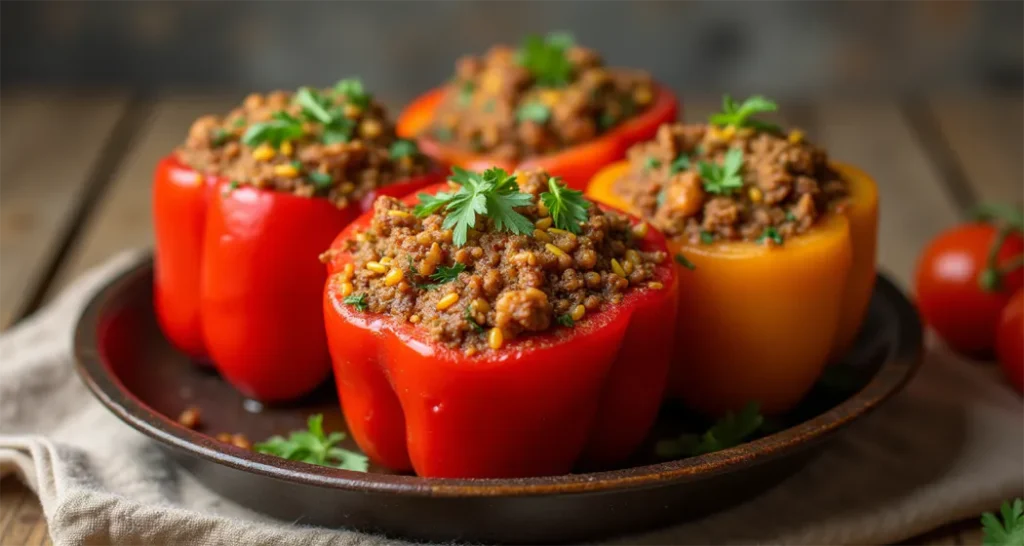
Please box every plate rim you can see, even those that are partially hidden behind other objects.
[73,255,922,498]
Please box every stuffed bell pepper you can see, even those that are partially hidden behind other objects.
[321,168,679,478]
[586,96,879,417]
[396,32,678,191]
[153,79,443,401]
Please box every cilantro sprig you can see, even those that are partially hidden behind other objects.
[757,226,784,246]
[540,177,590,234]
[556,314,574,327]
[698,148,745,195]
[517,32,575,87]
[709,95,781,133]
[389,139,419,160]
[655,402,764,459]
[343,293,368,311]
[414,167,534,246]
[982,499,1023,546]
[255,414,368,472]
[242,111,304,149]
[335,78,372,109]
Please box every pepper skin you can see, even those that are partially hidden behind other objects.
[396,85,678,191]
[322,187,679,478]
[587,160,878,416]
[152,155,218,360]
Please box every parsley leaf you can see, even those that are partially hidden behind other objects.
[211,128,230,147]
[343,293,368,311]
[540,177,590,234]
[433,126,453,142]
[464,305,485,333]
[335,78,372,109]
[321,117,355,145]
[517,32,575,87]
[669,154,690,174]
[517,102,551,124]
[389,139,419,160]
[255,414,368,472]
[458,81,475,107]
[709,95,781,133]
[232,117,247,128]
[655,188,667,208]
[643,157,662,172]
[415,167,533,246]
[655,402,764,459]
[556,314,574,327]
[674,253,696,270]
[307,170,333,190]
[700,231,715,245]
[784,211,798,223]
[242,111,304,149]
[698,148,745,195]
[756,226,784,246]
[982,498,1024,546]
[294,87,334,124]
[430,263,466,284]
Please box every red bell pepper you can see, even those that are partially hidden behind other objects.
[152,153,443,401]
[396,85,679,191]
[321,185,679,478]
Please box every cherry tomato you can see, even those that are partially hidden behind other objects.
[995,289,1024,393]
[914,223,1024,357]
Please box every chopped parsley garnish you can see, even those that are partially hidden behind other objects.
[433,126,453,142]
[556,314,574,327]
[784,211,798,223]
[255,414,368,472]
[458,81,475,107]
[698,148,744,195]
[321,116,355,145]
[222,180,241,196]
[669,154,690,174]
[414,167,534,247]
[517,32,574,87]
[232,117,247,128]
[655,402,764,459]
[343,293,368,311]
[405,258,438,291]
[334,78,372,109]
[242,111,304,149]
[430,263,466,284]
[307,170,333,190]
[643,157,662,172]
[674,253,696,270]
[389,139,419,160]
[757,226,784,246]
[655,188,667,208]
[211,128,230,147]
[981,498,1023,546]
[700,231,715,245]
[540,177,590,234]
[709,95,781,134]
[294,87,334,124]
[516,102,551,124]
[464,306,485,333]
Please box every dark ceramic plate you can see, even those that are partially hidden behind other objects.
[74,257,922,544]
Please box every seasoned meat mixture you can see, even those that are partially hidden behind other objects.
[616,122,849,246]
[427,33,655,162]
[329,170,667,353]
[176,79,432,207]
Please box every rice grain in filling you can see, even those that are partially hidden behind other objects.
[330,171,666,352]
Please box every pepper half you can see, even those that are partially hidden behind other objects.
[587,160,878,416]
[321,185,679,478]
[152,153,443,401]
[396,85,678,191]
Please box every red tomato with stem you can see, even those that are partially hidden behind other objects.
[996,289,1024,393]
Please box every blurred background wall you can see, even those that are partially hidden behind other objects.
[1,0,1022,102]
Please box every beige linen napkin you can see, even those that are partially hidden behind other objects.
[1,251,1021,546]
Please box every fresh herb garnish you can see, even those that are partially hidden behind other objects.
[655,188,667,208]
[255,414,368,472]
[982,498,1024,546]
[540,177,590,234]
[464,305,485,333]
[517,102,551,124]
[405,258,438,291]
[643,157,662,172]
[757,226,784,246]
[211,128,230,147]
[242,111,304,149]
[709,95,781,133]
[433,126,453,142]
[430,263,466,284]
[307,170,333,190]
[700,231,715,245]
[598,111,617,130]
[517,32,575,87]
[669,154,690,174]
[232,117,247,128]
[655,402,764,459]
[334,78,372,109]
[222,180,241,196]
[556,314,574,327]
[414,167,534,246]
[321,116,355,145]
[674,253,696,270]
[294,87,335,124]
[458,81,475,107]
[698,148,745,195]
[389,139,419,160]
[343,293,368,311]
[784,211,798,223]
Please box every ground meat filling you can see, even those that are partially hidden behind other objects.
[332,171,666,353]
[616,123,849,245]
[176,82,432,207]
[427,35,655,162]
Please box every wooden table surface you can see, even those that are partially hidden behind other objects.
[0,89,1020,545]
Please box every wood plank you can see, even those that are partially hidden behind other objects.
[0,90,129,328]
[809,99,964,288]
[927,95,1024,204]
[44,94,239,299]
[2,481,49,546]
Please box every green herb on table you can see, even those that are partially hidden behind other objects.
[981,498,1023,546]
[540,177,590,234]
[556,314,574,328]
[698,148,745,195]
[389,139,419,160]
[255,414,368,472]
[655,402,764,458]
[464,305,485,333]
[674,253,696,270]
[343,293,368,312]
[414,167,534,247]
[335,78,372,109]
[242,111,305,149]
[757,226,784,246]
[709,95,781,134]
[517,102,551,124]
[517,32,575,88]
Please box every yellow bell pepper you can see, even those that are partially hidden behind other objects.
[587,161,878,416]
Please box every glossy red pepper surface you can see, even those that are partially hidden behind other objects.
[321,185,679,478]
[152,154,443,401]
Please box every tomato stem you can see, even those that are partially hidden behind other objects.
[979,225,1016,292]
[970,203,1024,233]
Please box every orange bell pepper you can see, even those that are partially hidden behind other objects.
[586,161,878,416]
[396,85,679,191]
